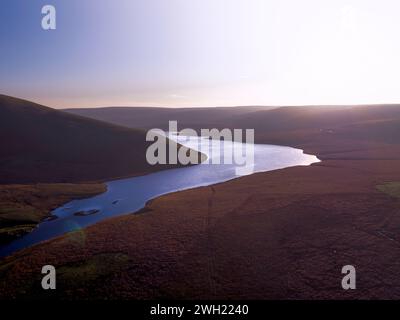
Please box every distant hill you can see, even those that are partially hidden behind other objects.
[64,103,400,159]
[64,104,400,139]
[228,104,400,146]
[231,104,400,131]
[0,95,198,184]
[64,106,275,130]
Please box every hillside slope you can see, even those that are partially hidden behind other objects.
[65,104,400,159]
[0,95,197,183]
[3,105,400,299]
[64,106,275,130]
[65,104,400,144]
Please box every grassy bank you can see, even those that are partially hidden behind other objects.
[0,183,106,245]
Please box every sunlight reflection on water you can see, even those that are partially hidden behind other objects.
[0,136,319,257]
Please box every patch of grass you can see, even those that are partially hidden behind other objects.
[377,182,400,199]
[0,252,133,300]
[0,205,41,224]
[0,183,106,245]
[0,259,15,277]
[34,183,106,197]
[58,253,131,286]
[0,224,35,243]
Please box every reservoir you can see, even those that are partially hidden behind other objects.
[0,135,319,257]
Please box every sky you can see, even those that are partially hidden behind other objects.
[1,0,400,108]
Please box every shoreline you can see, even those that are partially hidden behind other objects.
[0,142,319,259]
[1,129,400,299]
[0,183,107,247]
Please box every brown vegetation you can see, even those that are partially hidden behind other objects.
[0,95,203,184]
[0,183,106,245]
[1,103,400,299]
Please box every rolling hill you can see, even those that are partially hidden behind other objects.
[0,95,198,184]
[65,104,400,158]
[64,106,275,130]
[65,104,400,137]
[4,103,400,299]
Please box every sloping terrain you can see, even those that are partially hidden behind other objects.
[0,183,106,245]
[65,104,400,159]
[64,106,275,130]
[1,104,400,299]
[0,95,199,183]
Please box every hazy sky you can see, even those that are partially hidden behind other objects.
[2,0,400,108]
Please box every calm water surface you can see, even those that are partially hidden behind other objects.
[0,135,319,257]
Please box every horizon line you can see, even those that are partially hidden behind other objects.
[3,93,400,110]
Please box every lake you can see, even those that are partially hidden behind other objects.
[0,135,319,257]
